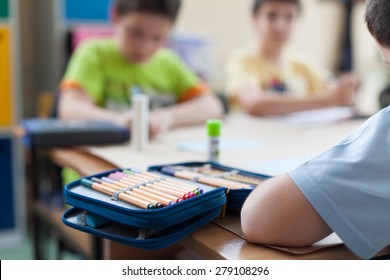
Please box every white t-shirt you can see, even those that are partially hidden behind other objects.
[288,106,390,259]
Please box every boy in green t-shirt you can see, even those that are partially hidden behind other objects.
[58,0,223,183]
[59,0,223,137]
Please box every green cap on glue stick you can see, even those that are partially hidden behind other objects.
[207,119,222,162]
[207,119,222,137]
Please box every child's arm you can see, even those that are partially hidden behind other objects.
[236,75,359,116]
[241,173,332,247]
[59,89,223,137]
[59,90,133,128]
[149,94,224,136]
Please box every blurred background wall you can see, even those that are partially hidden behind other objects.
[16,0,388,119]
[1,0,389,257]
[177,0,385,113]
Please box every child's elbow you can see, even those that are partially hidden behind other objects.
[57,94,69,120]
[238,98,267,116]
[244,103,267,117]
[241,215,258,244]
[246,105,261,116]
[206,94,225,118]
[240,192,279,245]
[241,203,265,244]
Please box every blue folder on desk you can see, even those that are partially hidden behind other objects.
[21,118,130,149]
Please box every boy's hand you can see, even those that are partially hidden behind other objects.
[112,111,133,128]
[112,110,173,139]
[149,109,174,139]
[325,74,359,106]
[339,73,360,93]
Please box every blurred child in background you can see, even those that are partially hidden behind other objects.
[59,0,223,134]
[58,0,223,183]
[226,0,359,116]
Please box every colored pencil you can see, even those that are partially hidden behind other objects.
[81,179,155,210]
[91,177,164,208]
[110,173,191,200]
[107,174,184,202]
[195,168,264,185]
[171,165,263,186]
[138,173,203,195]
[160,167,253,190]
[99,177,166,208]
[122,170,204,194]
[102,176,176,206]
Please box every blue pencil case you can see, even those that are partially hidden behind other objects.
[62,168,227,250]
[148,162,271,211]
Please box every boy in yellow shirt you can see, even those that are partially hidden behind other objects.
[241,0,390,260]
[226,0,359,116]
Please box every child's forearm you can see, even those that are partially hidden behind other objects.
[241,173,332,247]
[236,77,357,116]
[58,90,131,127]
[243,95,333,116]
[166,94,224,127]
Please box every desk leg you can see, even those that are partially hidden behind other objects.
[32,212,43,259]
[29,149,43,260]
[92,237,103,260]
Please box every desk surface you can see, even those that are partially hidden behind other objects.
[87,113,364,172]
[182,214,360,260]
[82,113,367,260]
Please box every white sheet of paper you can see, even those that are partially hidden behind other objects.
[246,155,317,176]
[268,233,344,255]
[272,107,356,128]
[176,138,264,152]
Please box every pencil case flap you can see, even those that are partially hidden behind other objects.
[64,168,227,230]
[62,206,222,250]
[148,161,271,211]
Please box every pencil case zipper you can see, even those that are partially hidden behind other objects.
[62,206,223,250]
[64,186,227,229]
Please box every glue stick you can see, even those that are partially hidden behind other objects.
[207,119,222,162]
[131,87,149,151]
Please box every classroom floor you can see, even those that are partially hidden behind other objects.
[0,233,203,260]
[0,235,80,260]
[0,237,33,260]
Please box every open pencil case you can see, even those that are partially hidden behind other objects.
[62,168,227,250]
[148,161,271,211]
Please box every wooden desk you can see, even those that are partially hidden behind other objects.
[182,214,363,260]
[57,113,387,259]
[86,113,364,171]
